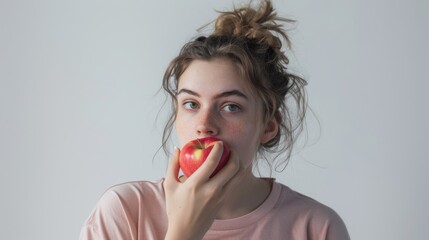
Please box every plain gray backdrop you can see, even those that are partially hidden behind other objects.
[1,0,428,239]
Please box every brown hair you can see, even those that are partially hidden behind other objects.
[162,0,307,171]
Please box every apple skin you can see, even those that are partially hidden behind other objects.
[179,137,230,178]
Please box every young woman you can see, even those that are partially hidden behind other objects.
[80,1,350,239]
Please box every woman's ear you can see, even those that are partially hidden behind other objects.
[261,118,279,144]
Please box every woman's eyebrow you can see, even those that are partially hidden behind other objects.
[176,88,199,97]
[215,90,248,100]
[177,88,248,100]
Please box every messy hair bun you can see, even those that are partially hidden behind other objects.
[163,0,307,172]
[213,0,293,64]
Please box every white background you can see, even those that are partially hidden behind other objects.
[1,0,428,239]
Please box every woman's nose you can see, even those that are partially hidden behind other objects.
[196,108,219,136]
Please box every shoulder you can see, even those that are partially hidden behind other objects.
[105,179,165,199]
[276,183,340,219]
[274,182,350,239]
[96,179,165,212]
[80,179,167,239]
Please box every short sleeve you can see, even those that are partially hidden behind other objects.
[79,188,138,240]
[307,205,350,240]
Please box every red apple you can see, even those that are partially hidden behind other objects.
[179,137,230,178]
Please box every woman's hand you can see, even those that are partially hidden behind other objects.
[163,141,242,240]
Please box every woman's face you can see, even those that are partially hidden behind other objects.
[175,58,276,168]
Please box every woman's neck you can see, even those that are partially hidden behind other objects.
[215,172,272,220]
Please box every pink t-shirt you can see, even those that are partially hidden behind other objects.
[80,179,350,240]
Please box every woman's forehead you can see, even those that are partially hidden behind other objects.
[177,58,257,97]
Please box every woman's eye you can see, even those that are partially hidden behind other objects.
[183,101,198,110]
[222,104,241,112]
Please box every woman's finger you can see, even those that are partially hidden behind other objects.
[209,150,241,187]
[165,147,181,184]
[188,141,224,182]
